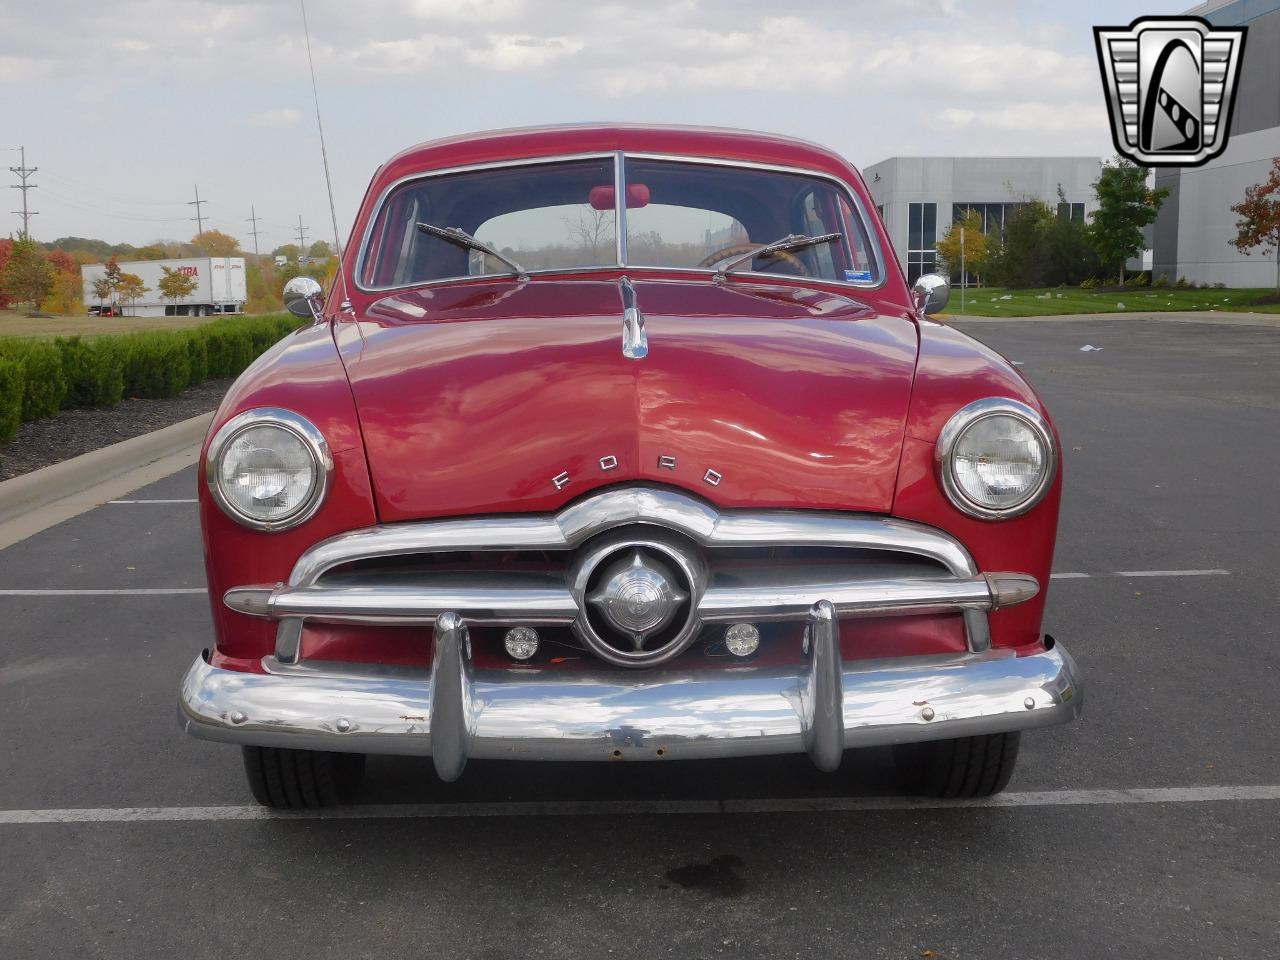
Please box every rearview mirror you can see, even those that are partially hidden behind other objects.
[588,184,652,211]
[284,276,325,321]
[911,273,950,316]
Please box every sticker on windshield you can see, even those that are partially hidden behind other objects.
[844,269,873,282]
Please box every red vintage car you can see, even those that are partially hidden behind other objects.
[179,124,1082,808]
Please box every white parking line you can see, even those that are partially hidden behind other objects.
[2,785,1278,825]
[1050,572,1091,579]
[0,588,207,596]
[1115,569,1231,577]
[108,499,198,504]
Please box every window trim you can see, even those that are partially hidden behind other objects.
[353,151,887,294]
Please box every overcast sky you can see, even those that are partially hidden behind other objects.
[2,0,1163,250]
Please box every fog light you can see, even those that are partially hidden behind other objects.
[724,623,760,658]
[503,626,540,661]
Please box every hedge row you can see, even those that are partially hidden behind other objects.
[0,313,305,444]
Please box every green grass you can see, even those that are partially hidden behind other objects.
[943,286,1280,317]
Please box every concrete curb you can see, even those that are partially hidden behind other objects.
[0,412,212,550]
[945,310,1280,327]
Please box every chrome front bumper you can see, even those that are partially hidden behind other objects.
[179,606,1082,780]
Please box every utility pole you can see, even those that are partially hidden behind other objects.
[246,205,262,257]
[188,184,208,239]
[295,216,309,260]
[9,146,38,239]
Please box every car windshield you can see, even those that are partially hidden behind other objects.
[359,155,879,289]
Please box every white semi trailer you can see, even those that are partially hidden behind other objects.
[83,257,248,317]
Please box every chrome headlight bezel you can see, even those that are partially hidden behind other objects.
[936,397,1057,520]
[205,407,332,532]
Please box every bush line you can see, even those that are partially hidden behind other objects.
[0,312,305,444]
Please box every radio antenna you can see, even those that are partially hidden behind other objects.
[299,0,343,260]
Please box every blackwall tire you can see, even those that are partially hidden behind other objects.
[892,732,1021,798]
[241,746,366,809]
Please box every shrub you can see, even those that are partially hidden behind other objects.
[1153,273,1170,288]
[1125,271,1150,288]
[185,333,209,388]
[199,324,254,379]
[122,332,191,399]
[0,338,66,420]
[1079,277,1098,289]
[1176,275,1190,288]
[56,336,125,409]
[0,357,23,442]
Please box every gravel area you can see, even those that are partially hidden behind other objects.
[0,379,231,481]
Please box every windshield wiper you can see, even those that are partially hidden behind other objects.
[416,222,528,280]
[713,232,843,280]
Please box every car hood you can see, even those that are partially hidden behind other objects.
[339,277,919,521]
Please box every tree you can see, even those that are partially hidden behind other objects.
[0,239,13,310]
[42,248,82,315]
[1230,157,1280,292]
[1087,157,1168,286]
[0,236,57,313]
[984,201,1056,288]
[157,266,199,314]
[116,273,150,315]
[191,230,241,257]
[308,240,333,259]
[272,243,301,262]
[936,209,989,283]
[91,276,113,311]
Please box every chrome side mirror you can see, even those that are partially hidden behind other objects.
[284,276,326,320]
[911,273,950,315]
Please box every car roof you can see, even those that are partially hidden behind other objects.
[377,123,859,183]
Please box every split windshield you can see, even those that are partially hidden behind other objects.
[359,156,879,289]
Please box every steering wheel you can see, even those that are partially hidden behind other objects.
[697,242,811,277]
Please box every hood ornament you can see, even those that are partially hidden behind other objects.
[619,276,647,360]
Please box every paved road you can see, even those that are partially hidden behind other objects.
[1,317,1277,959]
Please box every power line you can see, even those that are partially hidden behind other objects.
[188,184,208,238]
[295,215,308,255]
[246,205,263,256]
[9,145,38,239]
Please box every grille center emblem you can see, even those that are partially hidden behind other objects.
[587,550,688,650]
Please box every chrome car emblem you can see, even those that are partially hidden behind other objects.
[619,276,648,360]
[703,469,722,486]
[599,455,618,471]
[587,550,688,649]
[551,471,570,490]
[657,455,677,470]
[1094,16,1246,167]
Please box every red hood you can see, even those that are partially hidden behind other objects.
[338,277,919,520]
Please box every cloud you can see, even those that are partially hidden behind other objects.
[247,108,303,127]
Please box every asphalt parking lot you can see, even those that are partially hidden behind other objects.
[1,315,1277,959]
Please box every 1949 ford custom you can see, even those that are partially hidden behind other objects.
[179,124,1082,808]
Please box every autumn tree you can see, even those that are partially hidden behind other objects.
[116,272,150,315]
[1230,157,1280,292]
[936,209,989,283]
[157,266,199,314]
[1087,157,1168,286]
[42,248,83,314]
[308,240,333,259]
[0,236,57,313]
[272,243,301,262]
[91,277,113,311]
[192,230,241,257]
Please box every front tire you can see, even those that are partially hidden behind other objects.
[893,732,1021,798]
[241,746,366,809]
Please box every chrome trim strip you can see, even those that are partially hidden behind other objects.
[614,151,628,266]
[698,575,1002,623]
[178,641,1083,762]
[352,150,886,295]
[227,578,579,626]
[936,397,1059,521]
[204,408,333,533]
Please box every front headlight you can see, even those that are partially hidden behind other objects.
[205,408,331,531]
[937,398,1056,520]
